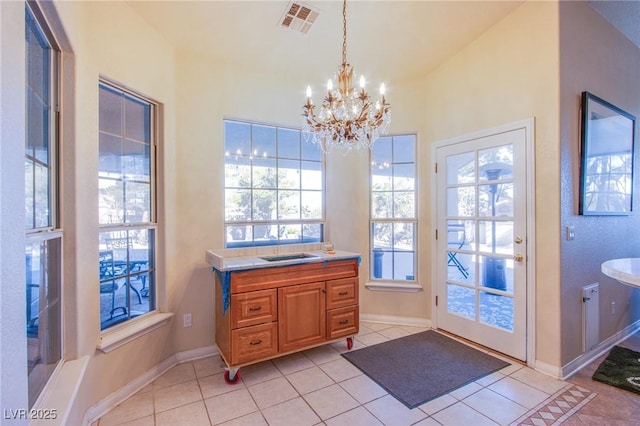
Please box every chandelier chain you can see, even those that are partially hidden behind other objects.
[342,0,347,65]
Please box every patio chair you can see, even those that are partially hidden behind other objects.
[447,222,469,279]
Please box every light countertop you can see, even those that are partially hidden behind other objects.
[601,258,640,288]
[205,243,361,272]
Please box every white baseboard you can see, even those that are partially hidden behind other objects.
[360,313,431,328]
[82,345,218,425]
[561,319,640,380]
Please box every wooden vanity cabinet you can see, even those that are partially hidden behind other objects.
[215,259,359,370]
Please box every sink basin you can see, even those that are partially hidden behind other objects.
[259,253,319,262]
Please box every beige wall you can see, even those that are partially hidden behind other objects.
[420,1,562,367]
[50,2,179,423]
[1,0,29,413]
[559,1,640,366]
[8,0,640,420]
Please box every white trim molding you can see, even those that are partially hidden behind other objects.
[83,345,218,425]
[360,313,431,328]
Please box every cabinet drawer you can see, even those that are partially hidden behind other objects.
[327,305,359,340]
[326,277,358,310]
[231,322,278,365]
[231,289,277,329]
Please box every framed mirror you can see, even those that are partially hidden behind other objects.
[579,91,636,215]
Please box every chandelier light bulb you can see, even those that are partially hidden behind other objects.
[301,0,391,154]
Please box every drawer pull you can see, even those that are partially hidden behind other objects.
[250,339,262,346]
[338,291,348,296]
[339,320,349,325]
[249,306,262,312]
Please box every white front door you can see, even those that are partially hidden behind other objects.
[434,121,533,361]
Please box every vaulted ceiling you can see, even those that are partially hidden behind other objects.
[126,1,639,86]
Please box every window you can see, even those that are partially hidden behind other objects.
[25,2,63,407]
[370,134,417,281]
[223,120,325,247]
[98,81,157,330]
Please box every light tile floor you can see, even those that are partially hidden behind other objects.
[96,322,626,426]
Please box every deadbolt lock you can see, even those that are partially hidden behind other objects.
[515,236,523,244]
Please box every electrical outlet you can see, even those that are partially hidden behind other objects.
[183,313,192,327]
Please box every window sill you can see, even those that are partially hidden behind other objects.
[365,281,423,292]
[31,356,90,425]
[98,312,174,353]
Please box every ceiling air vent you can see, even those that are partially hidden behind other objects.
[279,1,319,35]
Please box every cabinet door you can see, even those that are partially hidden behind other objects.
[278,281,326,352]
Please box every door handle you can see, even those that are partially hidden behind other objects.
[513,254,524,262]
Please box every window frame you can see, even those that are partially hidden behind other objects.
[98,78,158,331]
[25,0,64,408]
[369,134,418,283]
[223,118,326,248]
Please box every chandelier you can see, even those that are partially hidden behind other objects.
[302,0,391,153]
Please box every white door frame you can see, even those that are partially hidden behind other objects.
[430,118,536,366]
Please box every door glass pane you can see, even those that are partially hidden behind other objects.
[446,152,475,184]
[479,291,514,331]
[447,186,475,217]
[478,220,513,255]
[478,144,513,180]
[447,283,475,320]
[480,255,507,291]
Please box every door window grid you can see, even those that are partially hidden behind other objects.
[370,134,417,282]
[223,119,325,248]
[99,81,157,330]
[25,2,63,408]
[444,144,515,331]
